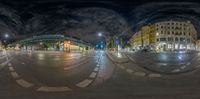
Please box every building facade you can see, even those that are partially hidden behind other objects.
[130,20,197,52]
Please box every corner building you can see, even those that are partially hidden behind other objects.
[155,20,197,51]
[130,20,197,51]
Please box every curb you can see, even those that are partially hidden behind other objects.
[106,51,129,63]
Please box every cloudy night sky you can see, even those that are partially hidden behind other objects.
[0,0,200,44]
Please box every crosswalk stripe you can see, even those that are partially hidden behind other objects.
[37,86,72,92]
[11,72,20,79]
[76,79,93,88]
[89,72,97,78]
[9,67,15,71]
[16,79,33,88]
[148,74,161,77]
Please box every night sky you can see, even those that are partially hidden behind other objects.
[0,0,200,44]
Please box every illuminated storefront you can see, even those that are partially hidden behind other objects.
[130,20,197,52]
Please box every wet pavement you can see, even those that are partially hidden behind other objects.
[0,50,200,99]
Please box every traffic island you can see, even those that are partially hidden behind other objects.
[106,51,129,63]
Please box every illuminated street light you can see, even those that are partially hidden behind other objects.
[4,34,9,38]
[98,32,102,37]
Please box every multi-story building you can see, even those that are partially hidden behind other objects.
[196,40,200,51]
[130,24,156,50]
[130,20,197,51]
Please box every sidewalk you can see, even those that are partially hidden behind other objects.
[106,51,129,63]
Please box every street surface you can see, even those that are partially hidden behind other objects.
[0,50,200,99]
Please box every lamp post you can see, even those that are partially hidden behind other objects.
[97,32,108,50]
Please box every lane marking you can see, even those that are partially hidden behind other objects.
[186,62,191,66]
[157,63,167,66]
[134,72,146,76]
[16,79,33,88]
[37,86,72,92]
[8,67,15,71]
[89,72,97,78]
[76,79,93,88]
[148,74,161,77]
[126,69,133,73]
[11,72,20,79]
[180,65,186,69]
[94,67,99,72]
[22,62,25,64]
[172,69,180,72]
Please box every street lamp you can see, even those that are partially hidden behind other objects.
[98,32,102,37]
[4,34,9,38]
[97,32,108,50]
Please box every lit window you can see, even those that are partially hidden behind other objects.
[175,37,178,41]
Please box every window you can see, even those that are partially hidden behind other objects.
[160,38,166,41]
[168,37,173,41]
[187,39,190,43]
[180,38,185,42]
[175,37,178,41]
[168,32,170,35]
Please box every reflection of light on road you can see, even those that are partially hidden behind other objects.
[160,54,167,60]
[38,53,45,60]
[178,54,183,60]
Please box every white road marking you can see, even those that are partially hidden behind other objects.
[76,79,93,88]
[148,74,161,77]
[89,72,97,78]
[11,72,20,79]
[180,66,186,69]
[172,69,180,72]
[186,62,191,66]
[16,79,33,88]
[8,67,15,71]
[157,63,167,66]
[119,65,125,69]
[37,86,72,92]
[134,72,146,76]
[94,67,99,72]
[22,62,25,64]
[96,64,100,67]
[126,69,133,73]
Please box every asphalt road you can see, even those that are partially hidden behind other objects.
[0,50,200,99]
